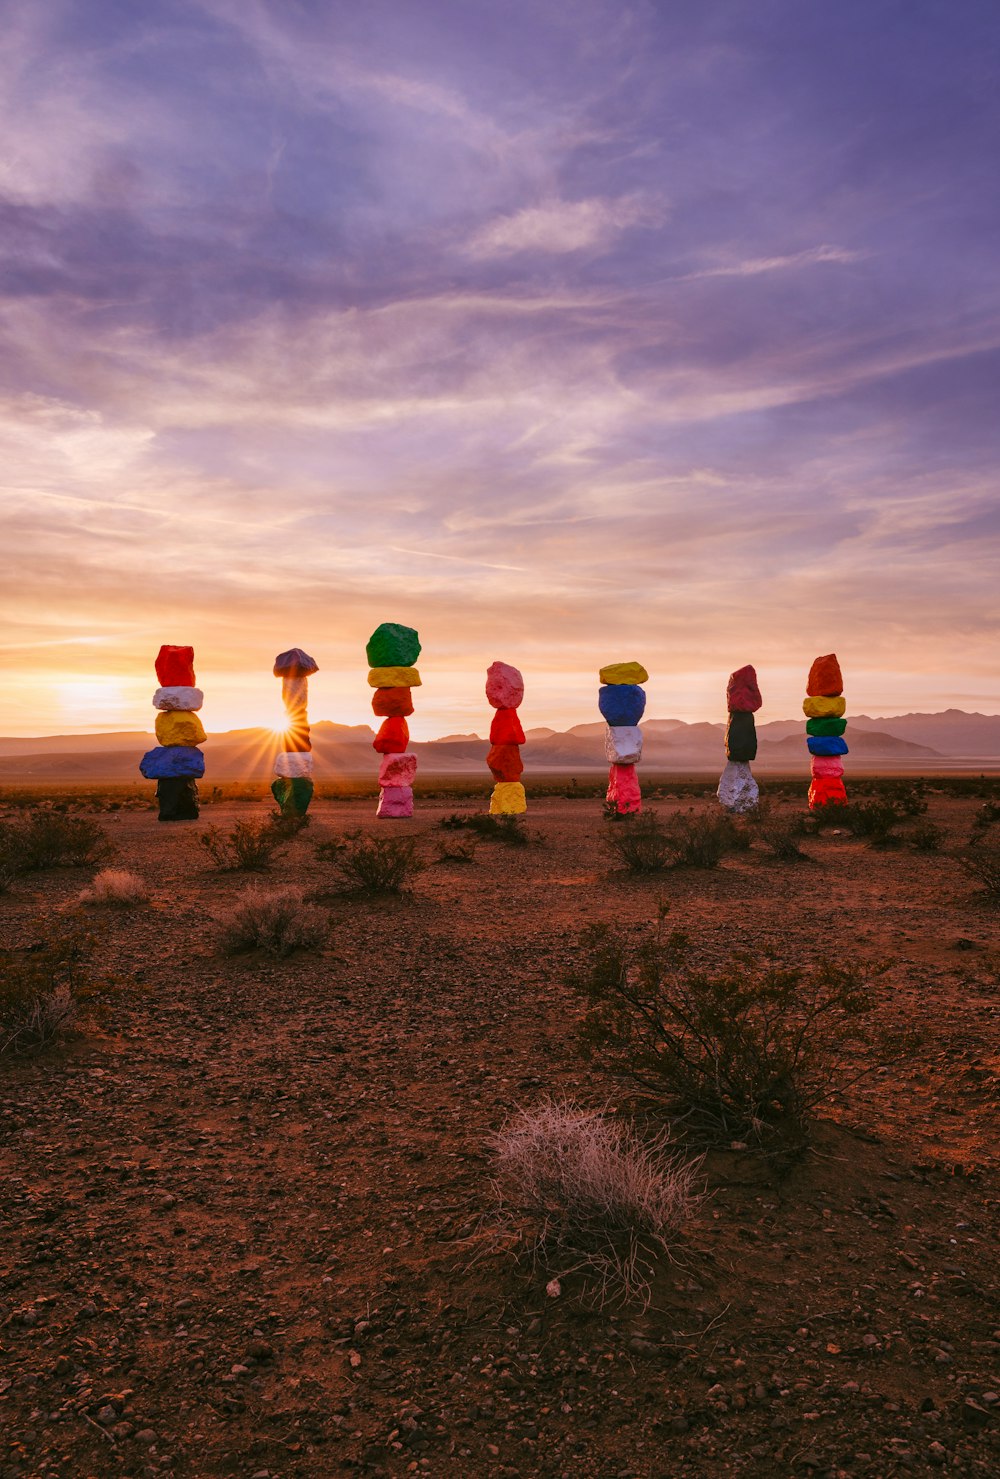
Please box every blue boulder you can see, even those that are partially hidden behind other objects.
[598,684,646,727]
[807,735,848,757]
[140,745,206,780]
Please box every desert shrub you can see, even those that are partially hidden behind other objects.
[873,778,928,817]
[1,929,114,1055]
[666,810,743,868]
[316,831,425,895]
[219,885,329,957]
[491,1100,700,1307]
[604,811,674,873]
[574,912,904,1148]
[908,821,944,852]
[843,798,902,848]
[435,837,478,864]
[438,812,530,846]
[751,802,808,861]
[970,800,1000,845]
[269,811,311,837]
[962,842,1000,904]
[78,868,151,907]
[199,818,289,871]
[0,811,114,875]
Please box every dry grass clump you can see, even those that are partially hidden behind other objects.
[603,811,674,873]
[908,821,944,852]
[605,809,743,873]
[575,909,911,1149]
[962,841,1000,904]
[78,868,151,908]
[1,929,114,1056]
[219,886,329,957]
[199,818,289,871]
[491,1100,700,1308]
[440,812,531,846]
[315,831,425,895]
[0,810,114,875]
[435,837,479,864]
[750,802,809,861]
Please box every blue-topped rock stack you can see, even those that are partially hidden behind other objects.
[272,647,318,817]
[599,661,648,815]
[140,645,206,820]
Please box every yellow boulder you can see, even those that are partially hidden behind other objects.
[155,709,206,746]
[802,695,846,719]
[489,781,526,815]
[599,661,649,685]
[368,666,421,689]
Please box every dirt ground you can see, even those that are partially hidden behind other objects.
[1,791,999,1479]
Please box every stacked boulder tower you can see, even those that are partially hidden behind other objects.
[272,647,318,818]
[485,662,527,814]
[718,664,762,813]
[140,645,206,821]
[367,623,421,818]
[805,653,848,809]
[599,661,648,815]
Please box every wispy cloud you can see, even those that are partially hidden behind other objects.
[465,194,661,258]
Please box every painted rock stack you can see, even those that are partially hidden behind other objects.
[367,622,421,818]
[486,661,527,814]
[805,653,848,808]
[140,645,206,820]
[599,661,648,815]
[272,647,318,817]
[718,664,761,812]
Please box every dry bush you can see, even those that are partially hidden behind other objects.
[439,812,531,846]
[667,810,745,868]
[603,811,674,873]
[749,802,809,861]
[843,798,903,848]
[491,1100,700,1308]
[970,800,1000,845]
[199,818,289,871]
[963,842,1000,904]
[0,811,114,875]
[1,929,114,1056]
[435,837,478,864]
[908,821,944,852]
[575,910,909,1149]
[78,868,151,907]
[315,831,425,894]
[219,886,329,957]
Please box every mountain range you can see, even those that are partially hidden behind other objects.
[1,710,999,780]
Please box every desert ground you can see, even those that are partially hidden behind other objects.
[1,784,999,1479]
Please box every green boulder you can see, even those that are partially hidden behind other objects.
[271,777,314,817]
[806,716,848,737]
[366,622,420,668]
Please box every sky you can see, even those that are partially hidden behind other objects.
[1,0,999,739]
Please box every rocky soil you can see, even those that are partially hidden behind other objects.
[1,792,999,1478]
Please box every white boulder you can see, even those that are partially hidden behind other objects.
[604,724,643,765]
[274,751,314,779]
[153,686,204,711]
[717,760,759,813]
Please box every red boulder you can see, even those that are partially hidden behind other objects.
[155,645,196,686]
[726,664,762,713]
[807,654,843,697]
[487,743,524,781]
[489,708,526,745]
[373,717,409,754]
[372,687,414,718]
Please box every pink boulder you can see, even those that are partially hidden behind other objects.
[376,784,414,818]
[606,762,642,815]
[810,755,845,778]
[726,664,762,713]
[379,752,417,787]
[486,661,524,710]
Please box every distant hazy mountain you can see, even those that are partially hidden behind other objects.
[1,710,998,780]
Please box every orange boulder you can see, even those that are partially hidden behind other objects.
[373,717,409,754]
[372,687,414,718]
[487,743,524,781]
[807,653,843,697]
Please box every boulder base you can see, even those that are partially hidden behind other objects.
[373,717,409,753]
[376,784,414,818]
[599,661,649,685]
[489,708,525,745]
[807,734,848,757]
[598,684,646,728]
[807,653,844,697]
[726,664,762,713]
[486,662,524,710]
[155,645,196,687]
[606,762,642,815]
[810,755,845,778]
[274,751,314,779]
[378,752,417,787]
[153,686,203,712]
[604,725,643,764]
[372,686,414,718]
[366,623,421,669]
[271,777,314,816]
[806,716,847,737]
[487,743,524,781]
[808,776,848,809]
[717,760,759,813]
[273,648,319,678]
[368,666,421,689]
[155,710,206,747]
[803,695,847,720]
[725,710,758,762]
[156,778,199,821]
[489,781,526,815]
[140,745,205,780]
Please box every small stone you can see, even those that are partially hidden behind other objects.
[928,1443,946,1466]
[545,1279,561,1299]
[135,1428,157,1445]
[97,1405,116,1424]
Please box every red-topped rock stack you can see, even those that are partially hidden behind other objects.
[804,653,849,809]
[485,661,526,814]
[717,663,761,812]
[139,645,206,820]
